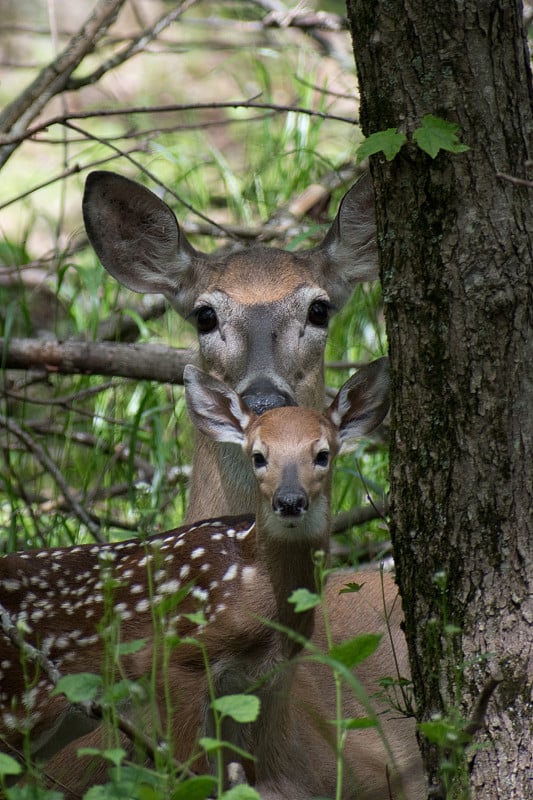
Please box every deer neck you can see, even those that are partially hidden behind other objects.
[184,432,256,523]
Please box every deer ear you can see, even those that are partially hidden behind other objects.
[328,357,390,452]
[314,172,378,307]
[83,171,206,316]
[183,365,252,446]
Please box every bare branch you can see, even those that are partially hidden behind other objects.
[332,498,388,534]
[0,0,128,168]
[1,338,196,384]
[67,0,201,90]
[0,413,104,542]
[0,100,358,149]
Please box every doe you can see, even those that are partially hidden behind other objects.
[82,170,378,521]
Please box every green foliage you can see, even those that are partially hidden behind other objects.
[356,128,407,162]
[413,115,470,158]
[288,587,321,612]
[0,753,22,776]
[211,694,261,724]
[356,114,469,162]
[51,672,102,703]
[329,633,382,669]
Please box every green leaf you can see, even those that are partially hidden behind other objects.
[342,716,378,730]
[288,587,320,612]
[116,638,147,656]
[338,581,365,595]
[0,753,22,776]
[183,610,208,626]
[171,776,217,800]
[198,736,221,754]
[51,672,103,703]
[221,786,261,800]
[356,129,407,162]
[78,747,126,767]
[413,115,470,158]
[6,788,63,800]
[329,633,382,668]
[212,694,260,723]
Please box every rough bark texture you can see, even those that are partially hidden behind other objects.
[346,2,533,797]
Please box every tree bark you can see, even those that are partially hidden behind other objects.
[346,2,533,797]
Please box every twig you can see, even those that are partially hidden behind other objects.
[332,498,388,534]
[496,172,533,188]
[0,413,105,543]
[67,0,201,90]
[0,100,358,148]
[0,0,128,168]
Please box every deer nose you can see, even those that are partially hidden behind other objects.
[272,488,309,517]
[241,379,297,415]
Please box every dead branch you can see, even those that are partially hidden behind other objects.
[1,338,197,384]
[332,498,388,534]
[0,100,357,149]
[0,0,127,169]
[0,412,105,542]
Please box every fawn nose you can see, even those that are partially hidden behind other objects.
[241,379,297,415]
[272,488,309,517]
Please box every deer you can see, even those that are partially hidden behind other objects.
[0,361,425,799]
[81,169,379,522]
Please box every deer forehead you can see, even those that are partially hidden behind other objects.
[210,249,320,305]
[248,408,336,458]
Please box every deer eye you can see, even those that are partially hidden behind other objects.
[194,306,218,333]
[314,450,329,468]
[307,300,331,328]
[252,452,267,469]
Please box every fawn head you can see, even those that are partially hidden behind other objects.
[183,358,390,543]
[83,171,377,414]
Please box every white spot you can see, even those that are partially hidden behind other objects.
[222,564,238,582]
[179,564,191,580]
[191,587,209,602]
[158,579,180,595]
[200,563,211,573]
[241,566,257,584]
[191,547,206,560]
[135,598,151,613]
[130,584,144,595]
[3,579,21,592]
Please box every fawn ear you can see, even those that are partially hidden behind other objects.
[183,365,252,446]
[328,357,390,452]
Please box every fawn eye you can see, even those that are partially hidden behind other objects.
[314,450,329,468]
[253,452,267,469]
[307,300,331,328]
[195,306,218,333]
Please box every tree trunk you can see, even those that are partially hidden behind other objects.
[346,2,533,797]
